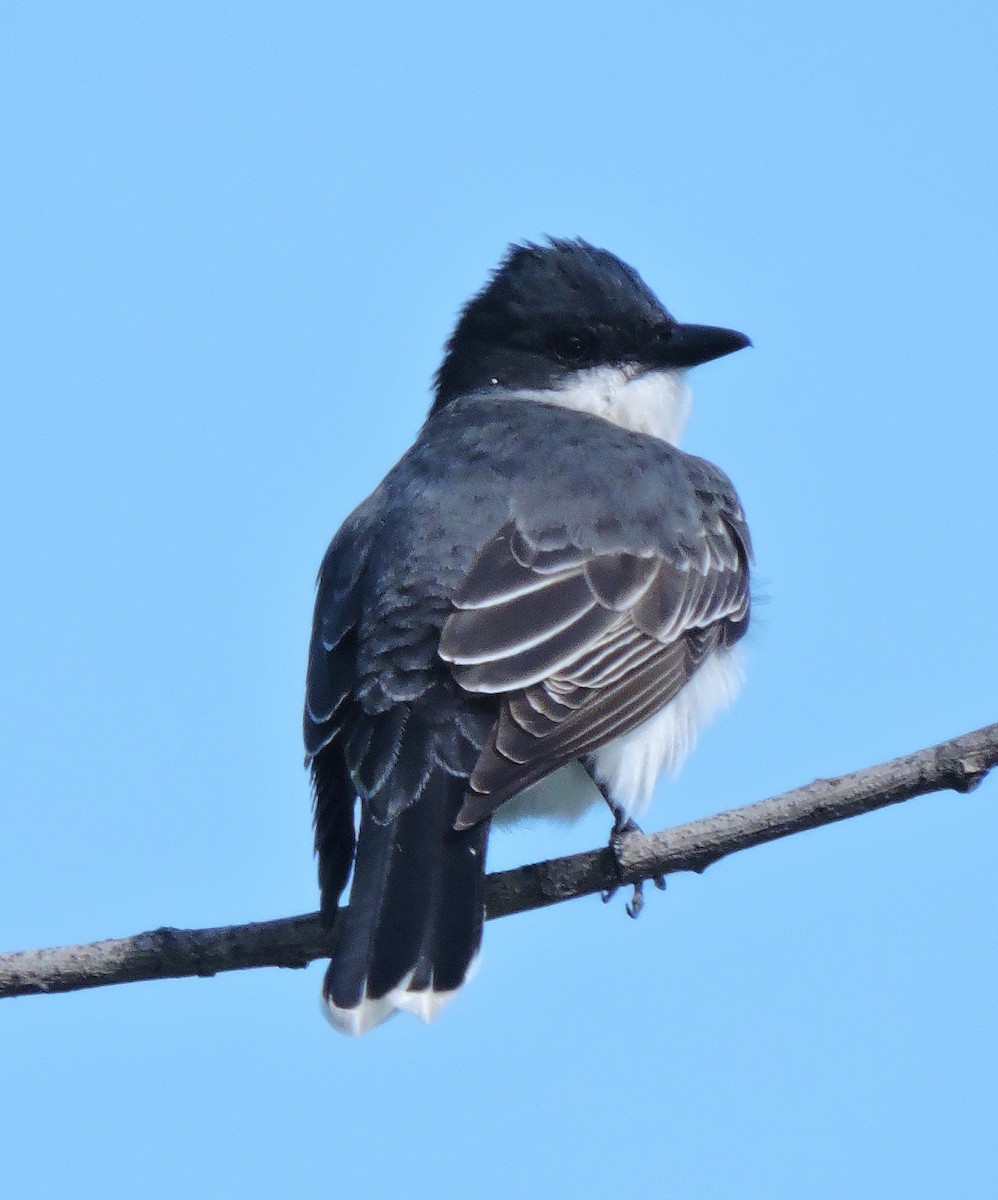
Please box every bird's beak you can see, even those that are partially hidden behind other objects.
[660,323,751,368]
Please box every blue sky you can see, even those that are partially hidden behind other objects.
[2,3,997,1197]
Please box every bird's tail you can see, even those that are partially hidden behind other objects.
[322,775,490,1036]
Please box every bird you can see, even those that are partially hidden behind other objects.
[303,238,752,1035]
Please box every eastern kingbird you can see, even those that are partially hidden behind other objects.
[304,238,751,1035]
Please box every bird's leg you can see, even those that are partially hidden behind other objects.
[582,759,665,919]
[610,808,647,920]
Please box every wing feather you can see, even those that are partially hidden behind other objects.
[440,514,751,827]
[447,602,619,693]
[583,554,660,610]
[441,573,597,663]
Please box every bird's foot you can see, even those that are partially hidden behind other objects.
[601,816,665,919]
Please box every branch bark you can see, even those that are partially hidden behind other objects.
[2,721,995,1001]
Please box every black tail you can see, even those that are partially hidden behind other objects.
[322,773,490,1036]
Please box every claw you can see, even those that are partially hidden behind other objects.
[606,816,647,918]
[605,814,663,918]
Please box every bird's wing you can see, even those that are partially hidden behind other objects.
[303,522,371,907]
[439,502,750,828]
[304,517,494,907]
[304,522,369,764]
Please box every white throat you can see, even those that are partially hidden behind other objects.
[519,366,692,445]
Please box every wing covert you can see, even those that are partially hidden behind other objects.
[439,509,750,827]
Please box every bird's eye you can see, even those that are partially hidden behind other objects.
[548,331,593,363]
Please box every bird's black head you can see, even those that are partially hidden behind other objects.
[432,238,749,411]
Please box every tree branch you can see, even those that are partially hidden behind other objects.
[2,722,995,1000]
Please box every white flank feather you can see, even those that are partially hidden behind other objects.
[588,645,744,820]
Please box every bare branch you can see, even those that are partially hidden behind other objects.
[2,721,995,1001]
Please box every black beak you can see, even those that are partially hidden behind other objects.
[656,322,751,369]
